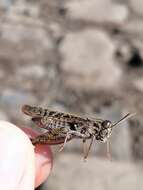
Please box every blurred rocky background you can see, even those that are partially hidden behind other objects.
[0,0,143,189]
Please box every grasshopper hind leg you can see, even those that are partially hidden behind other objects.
[30,135,48,145]
[29,131,56,145]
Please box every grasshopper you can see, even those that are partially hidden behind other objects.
[22,105,133,159]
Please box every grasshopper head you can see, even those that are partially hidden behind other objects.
[95,113,133,142]
[95,120,112,142]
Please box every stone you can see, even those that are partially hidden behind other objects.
[1,22,52,50]
[66,0,128,24]
[130,0,143,15]
[0,0,13,10]
[133,78,143,93]
[49,23,63,41]
[0,10,53,66]
[17,64,46,79]
[7,0,39,19]
[60,29,122,90]
[0,69,5,79]
[0,89,36,107]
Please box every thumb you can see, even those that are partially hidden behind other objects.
[0,121,35,190]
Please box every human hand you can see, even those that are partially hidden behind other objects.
[0,121,53,190]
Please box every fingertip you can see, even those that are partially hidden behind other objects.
[21,127,53,187]
[0,121,35,190]
[34,144,53,187]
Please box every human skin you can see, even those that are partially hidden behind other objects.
[0,121,53,190]
[21,126,53,187]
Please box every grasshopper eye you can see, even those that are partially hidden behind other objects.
[101,120,111,129]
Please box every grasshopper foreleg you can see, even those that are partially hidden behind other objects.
[59,132,72,152]
[83,136,95,161]
[59,130,91,152]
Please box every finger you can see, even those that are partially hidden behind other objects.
[21,127,53,188]
[0,121,35,190]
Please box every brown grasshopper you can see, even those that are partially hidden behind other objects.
[22,105,133,159]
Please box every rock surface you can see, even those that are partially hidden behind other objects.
[47,154,143,190]
[60,29,122,90]
[130,0,143,15]
[66,0,128,24]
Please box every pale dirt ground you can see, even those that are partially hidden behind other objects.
[0,0,143,190]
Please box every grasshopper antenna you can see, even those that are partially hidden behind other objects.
[112,113,136,128]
